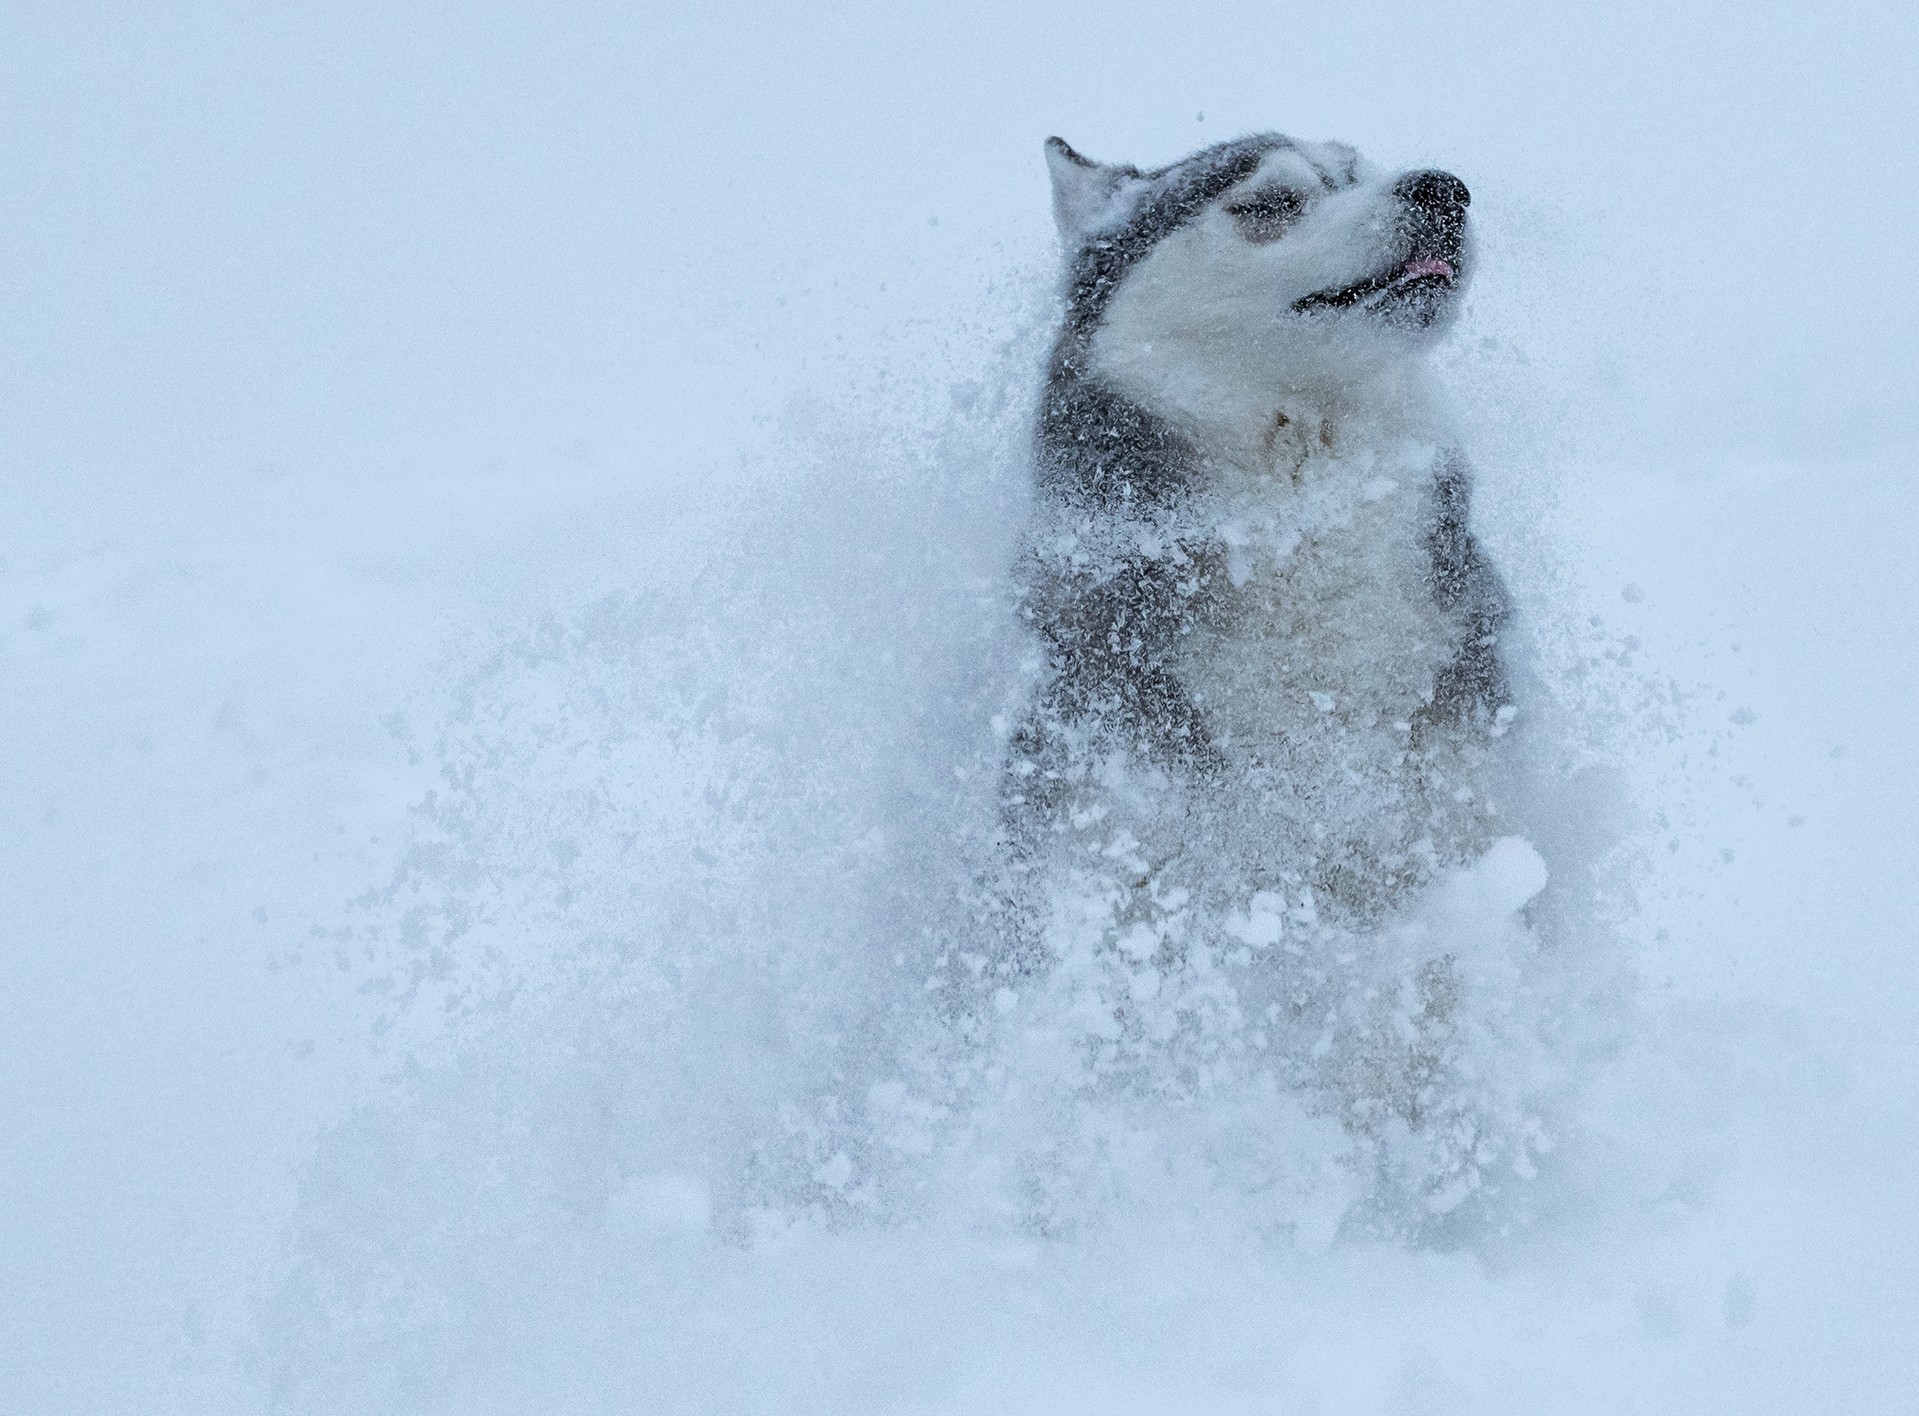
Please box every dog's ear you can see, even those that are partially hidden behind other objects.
[1044,137,1142,244]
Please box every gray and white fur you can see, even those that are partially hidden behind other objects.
[1005,133,1514,923]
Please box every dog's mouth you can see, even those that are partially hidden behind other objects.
[1292,254,1460,326]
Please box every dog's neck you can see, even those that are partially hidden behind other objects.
[1088,338,1445,482]
[1197,384,1443,485]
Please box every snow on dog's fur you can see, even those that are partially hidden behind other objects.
[983,134,1548,1222]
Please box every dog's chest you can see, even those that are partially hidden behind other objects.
[1177,438,1454,761]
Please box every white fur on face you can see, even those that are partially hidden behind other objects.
[1087,145,1459,465]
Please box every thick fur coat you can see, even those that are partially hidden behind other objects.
[1004,134,1514,928]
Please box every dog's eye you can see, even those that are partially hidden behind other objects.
[1226,187,1308,242]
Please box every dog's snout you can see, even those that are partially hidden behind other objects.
[1395,170,1470,215]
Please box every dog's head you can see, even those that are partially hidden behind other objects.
[1046,134,1472,434]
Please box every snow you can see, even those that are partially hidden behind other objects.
[1447,837,1549,918]
[6,2,1919,1412]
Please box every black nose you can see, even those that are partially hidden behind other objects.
[1394,170,1470,214]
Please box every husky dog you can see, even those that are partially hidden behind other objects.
[983,134,1536,1184]
[1004,133,1513,930]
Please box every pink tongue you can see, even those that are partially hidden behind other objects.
[1400,256,1455,280]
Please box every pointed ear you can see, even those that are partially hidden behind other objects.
[1044,136,1140,243]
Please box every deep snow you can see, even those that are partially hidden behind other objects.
[5,3,1918,1412]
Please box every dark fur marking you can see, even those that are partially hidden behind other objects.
[1032,377,1198,510]
[1055,137,1285,341]
[1420,450,1512,728]
[1021,549,1224,770]
[1040,135,1286,513]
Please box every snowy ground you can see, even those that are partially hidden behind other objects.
[6,4,1918,1412]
